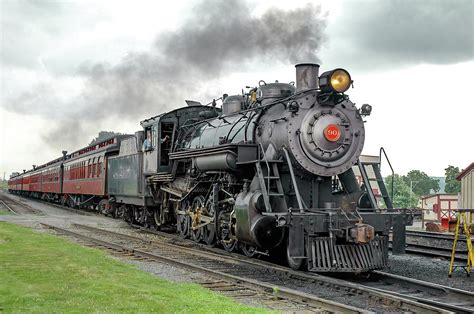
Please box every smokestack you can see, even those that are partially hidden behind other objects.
[62,151,67,160]
[295,63,320,92]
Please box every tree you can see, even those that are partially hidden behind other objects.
[89,131,122,145]
[402,170,440,196]
[444,165,461,194]
[385,174,419,208]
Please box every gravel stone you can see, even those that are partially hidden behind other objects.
[387,253,474,291]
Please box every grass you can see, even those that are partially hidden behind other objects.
[0,180,7,190]
[0,222,269,313]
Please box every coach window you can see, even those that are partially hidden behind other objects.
[92,158,96,177]
[97,157,101,177]
[143,127,153,151]
[87,159,91,178]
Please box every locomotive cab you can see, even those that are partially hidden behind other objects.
[141,118,177,174]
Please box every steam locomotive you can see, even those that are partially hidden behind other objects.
[9,64,412,272]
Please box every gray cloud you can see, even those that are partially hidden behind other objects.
[324,0,473,69]
[0,0,104,71]
[5,0,327,148]
[75,1,326,119]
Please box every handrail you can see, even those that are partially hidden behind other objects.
[379,147,394,202]
[282,147,304,210]
[259,143,271,196]
[357,160,378,209]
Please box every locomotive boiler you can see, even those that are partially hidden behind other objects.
[9,63,413,273]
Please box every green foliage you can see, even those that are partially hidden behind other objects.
[445,165,461,193]
[0,222,268,313]
[0,180,7,190]
[272,287,280,300]
[385,174,419,208]
[402,170,440,196]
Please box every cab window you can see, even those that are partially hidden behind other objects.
[143,125,158,152]
[160,122,174,166]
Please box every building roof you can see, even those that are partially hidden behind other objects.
[420,193,458,200]
[456,162,474,181]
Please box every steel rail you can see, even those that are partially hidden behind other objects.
[405,230,472,241]
[41,223,365,314]
[8,195,472,313]
[0,199,18,215]
[0,192,43,215]
[136,225,474,313]
[389,230,470,262]
[4,192,91,216]
[374,271,474,313]
[70,223,451,314]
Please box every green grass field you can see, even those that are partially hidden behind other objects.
[0,222,268,313]
[0,180,7,190]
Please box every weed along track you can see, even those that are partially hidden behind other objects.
[41,223,473,313]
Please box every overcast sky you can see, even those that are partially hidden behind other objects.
[1,0,473,179]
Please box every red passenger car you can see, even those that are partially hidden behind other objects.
[61,137,123,207]
[7,173,23,192]
[21,172,31,192]
[29,168,43,195]
[40,157,64,199]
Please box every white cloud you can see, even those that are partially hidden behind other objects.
[1,0,472,179]
[351,62,474,176]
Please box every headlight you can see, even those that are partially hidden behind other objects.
[319,68,352,93]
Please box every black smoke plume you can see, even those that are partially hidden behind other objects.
[10,0,327,149]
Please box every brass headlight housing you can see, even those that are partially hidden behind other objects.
[319,68,352,93]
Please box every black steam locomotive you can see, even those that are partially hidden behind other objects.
[10,64,412,272]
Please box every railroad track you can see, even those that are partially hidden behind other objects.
[391,230,470,262]
[0,193,43,215]
[2,192,91,217]
[44,222,474,313]
[406,230,460,240]
[136,224,474,313]
[7,195,474,312]
[41,223,363,313]
[0,199,18,215]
